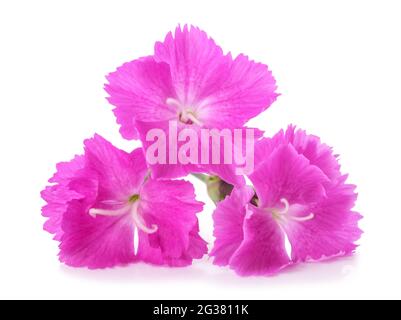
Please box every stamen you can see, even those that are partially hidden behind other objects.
[288,213,315,222]
[89,196,158,234]
[278,198,290,214]
[166,98,202,126]
[130,201,158,234]
[99,199,126,206]
[267,198,314,223]
[88,206,129,218]
[166,98,182,109]
[183,111,202,126]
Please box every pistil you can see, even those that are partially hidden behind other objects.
[88,195,158,234]
[270,198,314,222]
[166,98,203,126]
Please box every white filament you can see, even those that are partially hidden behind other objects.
[166,98,182,109]
[130,201,158,234]
[166,98,203,126]
[278,198,290,215]
[181,110,203,126]
[271,198,314,223]
[88,200,158,234]
[289,213,315,222]
[89,206,128,218]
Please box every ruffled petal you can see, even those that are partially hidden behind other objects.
[255,125,341,180]
[197,54,278,129]
[198,126,263,184]
[49,155,84,184]
[83,134,148,202]
[41,185,82,240]
[229,205,291,276]
[154,25,278,128]
[154,25,227,108]
[249,144,329,208]
[42,155,86,240]
[136,224,207,267]
[138,179,206,266]
[59,199,137,269]
[210,186,254,266]
[105,56,177,139]
[283,177,362,262]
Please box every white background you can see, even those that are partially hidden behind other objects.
[0,0,400,299]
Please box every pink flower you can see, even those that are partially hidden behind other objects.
[105,25,277,185]
[41,134,207,269]
[211,126,362,276]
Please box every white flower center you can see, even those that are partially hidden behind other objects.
[270,198,314,222]
[166,98,203,126]
[88,196,158,234]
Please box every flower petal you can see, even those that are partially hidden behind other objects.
[41,185,82,240]
[249,144,329,208]
[138,179,206,266]
[105,56,177,139]
[135,119,246,186]
[42,155,86,240]
[197,54,278,129]
[210,186,254,266]
[255,125,341,180]
[154,25,227,108]
[283,177,362,262]
[83,134,148,202]
[198,126,263,183]
[49,155,85,184]
[229,205,291,276]
[59,200,137,269]
[155,25,278,128]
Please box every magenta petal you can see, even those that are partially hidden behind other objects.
[83,134,148,202]
[198,126,263,185]
[136,229,164,266]
[154,25,227,107]
[284,177,362,262]
[42,155,86,240]
[210,186,254,266]
[135,119,198,180]
[255,125,341,180]
[197,54,278,128]
[249,144,329,208]
[229,205,291,276]
[136,224,207,267]
[41,185,82,240]
[138,179,206,266]
[105,56,176,139]
[155,25,278,128]
[186,223,208,260]
[49,155,84,184]
[200,163,245,187]
[136,119,246,186]
[283,126,341,181]
[59,200,136,269]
